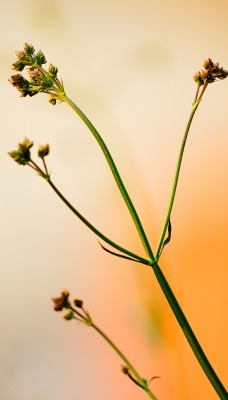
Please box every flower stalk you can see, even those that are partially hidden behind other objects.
[52,291,158,400]
[155,98,201,259]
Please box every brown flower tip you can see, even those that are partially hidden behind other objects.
[74,299,83,308]
[121,365,129,375]
[52,290,70,311]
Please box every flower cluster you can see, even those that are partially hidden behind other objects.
[9,43,64,103]
[8,138,33,165]
[9,138,50,181]
[194,58,228,86]
[52,290,92,324]
[12,43,46,71]
[8,138,50,166]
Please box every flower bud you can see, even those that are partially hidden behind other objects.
[74,299,83,308]
[48,64,58,78]
[38,144,50,158]
[63,310,74,320]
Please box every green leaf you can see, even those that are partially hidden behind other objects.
[98,241,142,263]
[159,219,172,257]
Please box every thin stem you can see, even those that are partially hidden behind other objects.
[153,90,228,397]
[42,157,48,175]
[198,82,208,101]
[194,85,200,103]
[60,93,154,262]
[152,261,228,400]
[155,99,201,259]
[46,177,150,265]
[29,160,45,175]
[91,321,158,400]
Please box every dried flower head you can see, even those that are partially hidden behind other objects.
[52,290,71,311]
[9,74,35,97]
[8,138,33,165]
[194,58,228,86]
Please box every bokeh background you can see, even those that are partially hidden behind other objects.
[0,1,228,399]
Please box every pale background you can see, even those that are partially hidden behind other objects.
[0,1,228,399]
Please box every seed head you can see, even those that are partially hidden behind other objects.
[52,290,71,311]
[194,58,228,86]
[74,299,83,308]
[8,138,33,165]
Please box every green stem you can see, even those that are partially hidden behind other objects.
[152,262,228,400]
[60,93,154,262]
[46,178,150,265]
[91,321,158,400]
[155,99,201,259]
[153,94,228,397]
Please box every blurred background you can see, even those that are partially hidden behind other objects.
[0,1,228,399]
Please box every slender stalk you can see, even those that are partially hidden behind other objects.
[60,93,154,262]
[153,92,228,397]
[152,261,228,400]
[91,321,158,400]
[155,99,201,259]
[68,301,158,399]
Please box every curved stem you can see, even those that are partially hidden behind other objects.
[155,99,201,259]
[152,262,228,400]
[92,322,158,400]
[46,178,150,265]
[60,93,154,262]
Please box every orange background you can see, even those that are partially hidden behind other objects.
[0,1,227,399]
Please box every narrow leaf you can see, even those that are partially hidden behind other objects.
[98,241,142,263]
[160,219,172,256]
